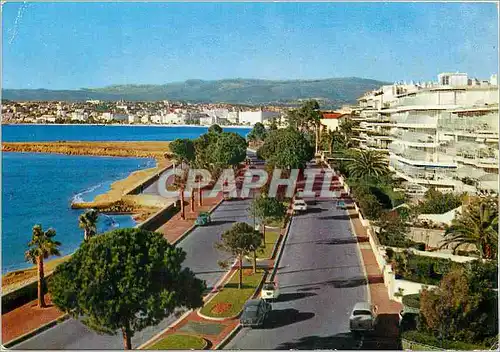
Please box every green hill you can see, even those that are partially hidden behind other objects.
[3,77,388,107]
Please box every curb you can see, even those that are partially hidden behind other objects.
[3,313,69,348]
[347,208,372,304]
[196,269,267,322]
[136,309,194,350]
[269,211,294,282]
[172,197,225,246]
[214,324,242,350]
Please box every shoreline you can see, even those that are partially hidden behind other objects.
[3,123,253,129]
[2,142,172,286]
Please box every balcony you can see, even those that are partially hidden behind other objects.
[390,114,438,128]
[389,160,458,187]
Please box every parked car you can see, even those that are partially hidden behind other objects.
[292,199,308,213]
[261,281,280,301]
[194,212,211,226]
[240,299,272,328]
[296,188,304,198]
[349,302,378,333]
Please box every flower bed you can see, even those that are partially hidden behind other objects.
[200,269,265,319]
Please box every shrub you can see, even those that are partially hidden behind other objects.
[416,189,464,215]
[402,330,488,350]
[402,293,421,309]
[395,252,462,285]
[376,212,413,248]
[412,242,426,251]
[419,266,498,343]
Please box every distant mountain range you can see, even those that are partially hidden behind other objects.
[3,77,388,107]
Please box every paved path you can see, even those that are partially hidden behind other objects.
[13,199,254,350]
[225,198,368,350]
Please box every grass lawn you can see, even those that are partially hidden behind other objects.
[147,334,207,350]
[200,269,265,319]
[258,231,280,259]
[266,218,284,228]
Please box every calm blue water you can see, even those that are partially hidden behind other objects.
[2,152,154,274]
[2,125,251,273]
[2,124,250,142]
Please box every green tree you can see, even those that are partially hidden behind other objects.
[417,188,464,215]
[50,228,205,350]
[211,132,247,169]
[345,149,389,180]
[440,196,498,259]
[376,212,412,247]
[250,195,287,244]
[172,169,189,220]
[420,264,498,343]
[208,124,223,135]
[215,223,263,287]
[269,117,278,131]
[25,225,61,308]
[298,100,322,154]
[247,122,267,142]
[169,138,196,169]
[260,128,314,169]
[79,209,99,242]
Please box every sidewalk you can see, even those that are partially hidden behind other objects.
[2,194,224,346]
[348,206,402,343]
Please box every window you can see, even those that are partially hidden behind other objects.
[353,310,372,316]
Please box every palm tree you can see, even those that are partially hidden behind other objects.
[345,149,389,180]
[25,225,61,308]
[173,170,188,220]
[79,209,99,241]
[440,197,498,259]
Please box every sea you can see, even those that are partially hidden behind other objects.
[2,124,251,274]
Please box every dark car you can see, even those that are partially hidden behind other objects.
[240,299,271,328]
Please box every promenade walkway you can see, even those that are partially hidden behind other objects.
[348,206,403,349]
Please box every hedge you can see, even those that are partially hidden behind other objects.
[402,293,420,310]
[402,330,489,350]
[396,254,462,286]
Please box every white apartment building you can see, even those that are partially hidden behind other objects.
[128,114,140,124]
[355,72,499,194]
[71,110,87,121]
[227,111,239,124]
[101,112,114,122]
[161,113,186,125]
[238,110,280,125]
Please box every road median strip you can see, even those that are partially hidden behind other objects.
[198,269,268,321]
[145,333,209,350]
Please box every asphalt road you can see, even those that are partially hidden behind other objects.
[225,198,369,350]
[13,199,254,350]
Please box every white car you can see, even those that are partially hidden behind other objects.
[296,188,304,198]
[349,302,378,333]
[261,281,280,301]
[292,199,308,212]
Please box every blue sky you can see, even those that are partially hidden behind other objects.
[2,2,498,89]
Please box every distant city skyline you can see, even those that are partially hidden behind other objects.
[2,2,498,90]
